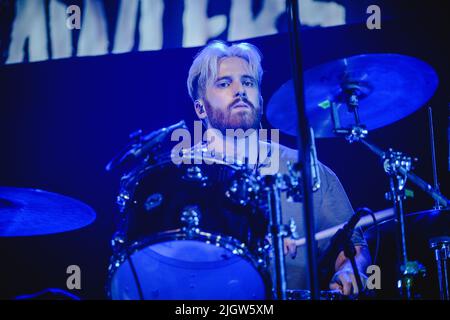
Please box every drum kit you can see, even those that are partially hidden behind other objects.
[1,52,449,300]
[104,52,449,300]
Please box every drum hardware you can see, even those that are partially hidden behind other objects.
[266,54,439,138]
[116,191,130,213]
[105,120,187,172]
[365,209,450,299]
[358,140,449,299]
[288,218,301,240]
[427,107,443,210]
[180,205,201,236]
[398,261,427,297]
[263,174,287,300]
[225,170,262,207]
[429,237,450,300]
[283,162,303,202]
[286,289,345,300]
[111,231,126,253]
[332,103,436,299]
[249,139,321,299]
[267,49,448,299]
[183,166,208,184]
[280,135,320,203]
[334,101,449,299]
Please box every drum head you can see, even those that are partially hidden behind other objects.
[109,237,267,300]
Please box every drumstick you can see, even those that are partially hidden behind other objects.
[293,208,394,246]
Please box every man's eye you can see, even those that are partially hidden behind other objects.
[217,82,230,88]
[243,80,255,87]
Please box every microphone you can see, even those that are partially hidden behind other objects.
[329,207,373,253]
[106,120,187,172]
[140,120,187,143]
[318,207,373,287]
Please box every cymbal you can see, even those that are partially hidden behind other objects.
[364,209,450,242]
[266,54,439,137]
[0,187,96,237]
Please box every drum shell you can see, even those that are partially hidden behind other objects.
[121,160,268,252]
[107,158,272,300]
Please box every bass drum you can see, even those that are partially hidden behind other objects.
[107,153,272,300]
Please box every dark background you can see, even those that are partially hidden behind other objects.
[0,1,449,299]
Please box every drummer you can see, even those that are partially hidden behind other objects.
[185,41,371,296]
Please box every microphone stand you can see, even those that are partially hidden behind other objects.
[325,208,371,296]
[286,0,320,300]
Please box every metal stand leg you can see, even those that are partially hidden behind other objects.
[429,237,450,300]
[265,175,287,300]
[389,177,412,299]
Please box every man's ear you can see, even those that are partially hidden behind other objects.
[194,99,207,120]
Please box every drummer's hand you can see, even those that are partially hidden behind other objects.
[329,247,370,296]
[283,237,297,259]
[329,269,360,296]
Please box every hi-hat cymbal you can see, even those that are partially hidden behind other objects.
[266,54,439,137]
[364,209,450,244]
[0,187,96,237]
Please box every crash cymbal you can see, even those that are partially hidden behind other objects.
[0,187,96,237]
[266,53,439,137]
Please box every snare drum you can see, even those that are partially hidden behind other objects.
[107,153,272,300]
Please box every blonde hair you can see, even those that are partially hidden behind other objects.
[187,41,263,102]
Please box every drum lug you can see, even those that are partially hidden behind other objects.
[183,166,208,184]
[225,172,262,206]
[111,231,126,253]
[181,205,201,236]
[116,191,130,213]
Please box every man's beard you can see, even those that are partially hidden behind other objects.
[204,98,262,135]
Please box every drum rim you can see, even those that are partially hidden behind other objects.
[106,229,272,299]
[116,151,255,214]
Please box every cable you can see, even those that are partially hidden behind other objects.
[367,211,380,266]
[127,251,144,300]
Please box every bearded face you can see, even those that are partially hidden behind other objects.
[199,57,262,135]
[204,95,261,133]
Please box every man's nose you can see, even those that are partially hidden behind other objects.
[234,83,247,99]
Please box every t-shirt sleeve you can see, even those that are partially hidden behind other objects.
[317,163,367,248]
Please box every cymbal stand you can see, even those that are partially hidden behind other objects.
[329,92,449,299]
